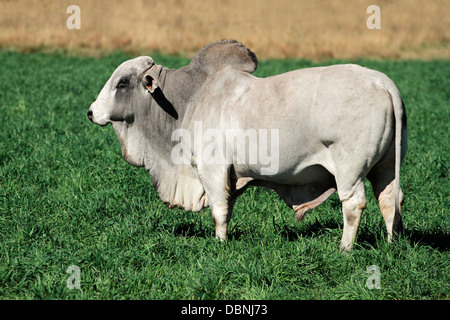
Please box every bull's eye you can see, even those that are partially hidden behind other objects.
[116,76,131,89]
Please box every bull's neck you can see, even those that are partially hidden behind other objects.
[141,67,208,210]
[142,67,190,166]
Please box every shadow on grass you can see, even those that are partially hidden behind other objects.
[277,220,341,242]
[167,216,450,252]
[406,229,450,251]
[357,226,450,252]
[227,218,342,242]
[344,228,450,252]
[171,220,213,238]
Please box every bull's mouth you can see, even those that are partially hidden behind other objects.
[110,114,134,124]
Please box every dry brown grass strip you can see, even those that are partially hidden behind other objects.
[1,0,449,60]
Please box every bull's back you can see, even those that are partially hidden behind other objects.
[240,65,394,179]
[198,64,397,182]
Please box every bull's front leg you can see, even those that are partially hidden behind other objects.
[197,163,234,240]
[211,201,232,241]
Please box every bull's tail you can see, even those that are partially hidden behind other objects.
[387,85,406,231]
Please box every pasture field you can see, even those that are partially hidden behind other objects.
[1,0,449,60]
[0,51,449,300]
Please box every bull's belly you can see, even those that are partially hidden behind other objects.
[274,163,334,184]
[233,149,335,186]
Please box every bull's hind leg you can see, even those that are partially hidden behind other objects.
[330,145,369,251]
[337,178,367,251]
[378,182,404,242]
[368,166,405,242]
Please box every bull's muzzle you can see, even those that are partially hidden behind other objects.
[87,109,94,122]
[86,104,109,126]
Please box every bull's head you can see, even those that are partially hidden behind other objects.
[87,56,160,126]
[87,56,165,167]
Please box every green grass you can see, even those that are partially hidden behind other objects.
[0,51,449,300]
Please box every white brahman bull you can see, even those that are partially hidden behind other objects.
[87,40,407,250]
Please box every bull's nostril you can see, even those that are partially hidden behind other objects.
[87,110,93,122]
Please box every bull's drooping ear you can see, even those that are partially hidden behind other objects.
[142,64,161,93]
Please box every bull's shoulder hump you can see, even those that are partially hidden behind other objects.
[189,40,258,76]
